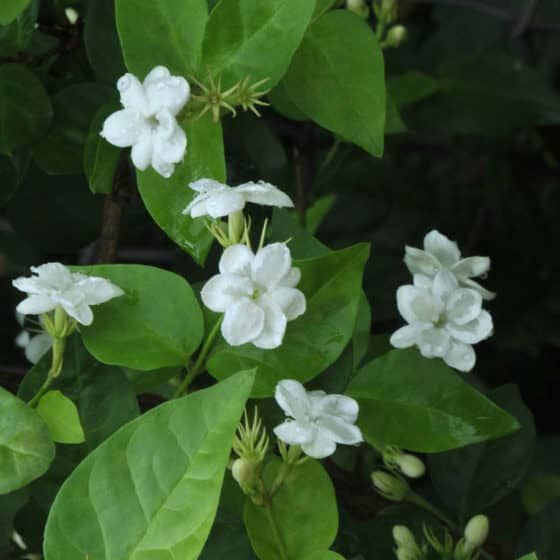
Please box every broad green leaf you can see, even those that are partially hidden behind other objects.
[84,0,126,83]
[282,11,385,156]
[517,500,560,560]
[0,0,37,56]
[202,0,315,89]
[208,243,370,396]
[352,291,371,370]
[0,0,31,24]
[346,349,520,452]
[428,384,536,522]
[84,102,122,194]
[388,70,439,108]
[0,64,52,155]
[0,386,54,494]
[312,0,338,20]
[44,371,255,559]
[137,114,225,264]
[523,475,560,516]
[244,459,338,560]
[33,83,113,175]
[116,0,208,76]
[385,94,407,134]
[0,489,28,556]
[302,552,345,560]
[37,391,85,445]
[517,554,538,560]
[74,264,204,370]
[305,194,335,235]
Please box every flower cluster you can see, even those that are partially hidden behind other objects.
[391,230,494,372]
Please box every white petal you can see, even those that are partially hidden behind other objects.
[205,190,245,219]
[417,326,450,358]
[310,394,360,424]
[64,303,94,326]
[444,340,476,372]
[424,230,461,267]
[461,278,496,301]
[404,246,440,276]
[451,256,490,278]
[15,330,30,349]
[12,276,43,295]
[390,324,419,348]
[144,66,190,116]
[446,288,482,325]
[152,114,186,167]
[73,276,124,306]
[182,193,211,218]
[317,416,363,445]
[447,310,493,344]
[273,420,313,446]
[236,181,294,208]
[251,297,287,349]
[301,431,337,459]
[201,274,252,313]
[275,379,311,419]
[268,287,306,321]
[189,178,226,193]
[31,262,73,289]
[101,109,149,148]
[252,243,291,289]
[413,274,434,289]
[432,269,458,302]
[116,73,149,114]
[221,298,265,346]
[16,295,56,315]
[151,157,175,179]
[25,333,52,364]
[396,285,442,324]
[278,267,301,288]
[219,244,254,276]
[130,135,153,171]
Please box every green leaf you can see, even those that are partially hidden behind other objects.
[44,371,255,559]
[346,349,521,453]
[428,384,536,522]
[137,114,225,264]
[202,0,315,89]
[116,0,208,76]
[208,243,370,397]
[36,391,86,445]
[33,83,113,175]
[523,475,560,516]
[0,64,52,155]
[517,554,538,560]
[312,0,338,20]
[0,0,31,24]
[84,102,122,194]
[305,194,335,235]
[388,70,439,108]
[281,11,385,156]
[518,500,560,560]
[301,552,345,560]
[385,94,407,134]
[0,489,29,556]
[74,264,204,370]
[0,386,54,495]
[0,154,19,205]
[352,291,371,370]
[0,0,38,56]
[244,459,338,560]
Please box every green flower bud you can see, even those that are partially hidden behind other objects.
[464,514,489,548]
[396,453,426,479]
[385,25,408,48]
[231,458,260,487]
[393,525,417,550]
[371,470,409,501]
[347,0,369,18]
[396,548,417,560]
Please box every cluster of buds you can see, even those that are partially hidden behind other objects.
[371,470,410,501]
[392,525,426,560]
[346,0,369,19]
[382,446,426,479]
[373,0,408,49]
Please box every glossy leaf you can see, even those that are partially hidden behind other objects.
[0,64,52,155]
[202,0,315,89]
[116,0,208,76]
[282,11,385,156]
[429,384,536,522]
[312,0,337,20]
[302,552,345,560]
[74,264,204,370]
[517,555,538,560]
[137,114,225,264]
[0,386,54,495]
[44,371,255,559]
[0,0,37,56]
[347,349,520,452]
[388,70,439,108]
[0,0,31,24]
[244,459,338,560]
[208,243,370,396]
[37,391,86,445]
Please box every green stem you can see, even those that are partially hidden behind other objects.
[264,503,289,560]
[28,336,66,408]
[173,317,223,399]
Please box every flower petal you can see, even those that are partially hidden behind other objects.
[31,262,73,289]
[252,243,291,289]
[64,303,94,326]
[12,276,43,295]
[144,66,190,116]
[301,431,337,459]
[390,324,419,349]
[73,276,124,306]
[278,267,301,288]
[446,288,482,326]
[273,420,313,446]
[236,181,294,208]
[25,333,52,364]
[447,310,493,344]
[182,192,211,218]
[317,416,363,445]
[424,230,461,266]
[16,295,56,315]
[311,394,360,424]
[451,256,490,279]
[251,296,287,349]
[396,285,441,324]
[461,278,496,301]
[444,340,476,372]
[130,135,153,171]
[101,109,149,148]
[221,298,265,346]
[275,379,311,419]
[432,269,458,302]
[404,246,440,276]
[219,244,254,276]
[189,178,226,193]
[205,189,245,219]
[417,326,450,358]
[201,273,252,313]
[116,73,149,114]
[15,330,30,348]
[269,287,306,321]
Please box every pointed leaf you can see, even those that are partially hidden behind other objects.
[37,390,86,445]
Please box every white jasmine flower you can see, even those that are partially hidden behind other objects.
[101,66,190,178]
[15,313,52,364]
[404,230,495,300]
[12,263,124,326]
[183,178,294,219]
[273,380,363,459]
[390,270,493,372]
[201,243,305,349]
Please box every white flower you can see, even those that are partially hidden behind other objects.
[390,271,493,372]
[15,314,52,365]
[183,178,294,219]
[101,66,190,178]
[404,230,495,300]
[201,243,305,349]
[12,263,124,326]
[273,380,363,459]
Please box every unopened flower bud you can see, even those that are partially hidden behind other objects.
[396,549,417,560]
[386,25,408,48]
[396,453,426,479]
[65,7,79,25]
[371,470,409,501]
[393,525,417,550]
[464,515,489,548]
[347,0,369,18]
[231,457,260,487]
